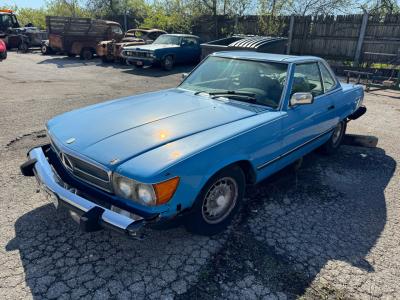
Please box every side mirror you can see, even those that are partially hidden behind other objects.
[181,73,188,81]
[290,92,314,106]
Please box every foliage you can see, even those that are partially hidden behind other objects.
[2,0,398,34]
[17,8,47,28]
[142,0,194,33]
[359,0,400,15]
[45,0,93,18]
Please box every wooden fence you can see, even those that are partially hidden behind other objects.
[192,14,400,65]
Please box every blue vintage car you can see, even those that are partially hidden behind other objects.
[121,33,201,70]
[21,52,366,236]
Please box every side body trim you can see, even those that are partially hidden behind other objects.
[257,127,334,170]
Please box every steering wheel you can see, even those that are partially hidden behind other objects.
[237,88,278,108]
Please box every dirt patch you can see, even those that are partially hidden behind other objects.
[5,130,48,150]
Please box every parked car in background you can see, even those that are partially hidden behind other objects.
[21,52,366,237]
[0,39,7,60]
[46,16,123,59]
[0,9,47,52]
[121,33,201,70]
[97,28,166,63]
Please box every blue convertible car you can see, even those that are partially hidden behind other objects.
[21,52,366,236]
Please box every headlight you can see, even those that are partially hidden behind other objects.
[113,173,179,206]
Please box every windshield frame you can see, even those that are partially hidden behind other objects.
[179,55,290,111]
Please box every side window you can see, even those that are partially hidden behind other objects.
[148,32,158,40]
[291,63,323,97]
[111,26,122,35]
[319,63,336,92]
[182,37,197,47]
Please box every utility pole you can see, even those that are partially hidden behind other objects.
[124,0,128,31]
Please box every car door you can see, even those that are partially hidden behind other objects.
[180,37,200,63]
[281,62,336,155]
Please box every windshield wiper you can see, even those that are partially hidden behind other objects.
[209,90,256,97]
[194,90,209,95]
[209,90,257,104]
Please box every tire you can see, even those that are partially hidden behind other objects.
[161,55,174,71]
[321,121,347,154]
[18,42,29,53]
[67,52,76,58]
[41,44,49,55]
[80,48,93,60]
[40,45,53,55]
[185,165,245,236]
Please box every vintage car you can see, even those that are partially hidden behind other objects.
[0,39,6,60]
[46,16,123,60]
[96,28,167,63]
[21,52,366,237]
[121,33,201,70]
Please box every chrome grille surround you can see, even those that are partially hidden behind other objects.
[49,135,113,193]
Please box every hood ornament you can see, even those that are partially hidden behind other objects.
[66,137,76,144]
[110,158,119,165]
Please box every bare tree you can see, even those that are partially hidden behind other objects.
[359,0,400,14]
[285,0,355,16]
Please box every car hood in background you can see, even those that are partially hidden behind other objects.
[47,89,259,168]
[123,43,180,51]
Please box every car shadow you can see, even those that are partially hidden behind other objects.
[37,54,196,76]
[119,64,195,78]
[5,141,395,298]
[240,143,395,296]
[37,56,102,68]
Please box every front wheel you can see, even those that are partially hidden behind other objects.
[321,121,347,154]
[185,165,245,236]
[161,55,174,71]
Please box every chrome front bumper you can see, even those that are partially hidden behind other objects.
[24,147,146,237]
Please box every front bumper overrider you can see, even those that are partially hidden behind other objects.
[21,145,157,237]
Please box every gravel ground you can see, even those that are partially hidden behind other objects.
[0,52,399,300]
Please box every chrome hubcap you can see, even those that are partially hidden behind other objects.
[332,123,343,145]
[165,57,172,67]
[202,177,238,224]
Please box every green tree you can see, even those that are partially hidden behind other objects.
[142,0,193,33]
[46,0,93,18]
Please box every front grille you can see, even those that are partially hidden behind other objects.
[61,153,112,192]
[49,137,112,192]
[124,50,151,58]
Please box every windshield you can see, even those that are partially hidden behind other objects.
[0,14,19,30]
[154,35,181,45]
[180,56,288,108]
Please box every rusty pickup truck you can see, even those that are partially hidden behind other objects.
[97,28,166,63]
[46,16,123,60]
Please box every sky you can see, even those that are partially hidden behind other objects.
[2,0,45,9]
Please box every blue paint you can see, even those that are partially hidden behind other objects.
[46,52,364,219]
[121,34,201,67]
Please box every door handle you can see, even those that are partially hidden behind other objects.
[327,105,335,110]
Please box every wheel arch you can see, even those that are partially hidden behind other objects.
[199,158,257,190]
[161,53,175,61]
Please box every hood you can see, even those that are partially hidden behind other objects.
[48,89,258,168]
[123,43,179,51]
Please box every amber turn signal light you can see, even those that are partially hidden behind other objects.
[153,177,180,205]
